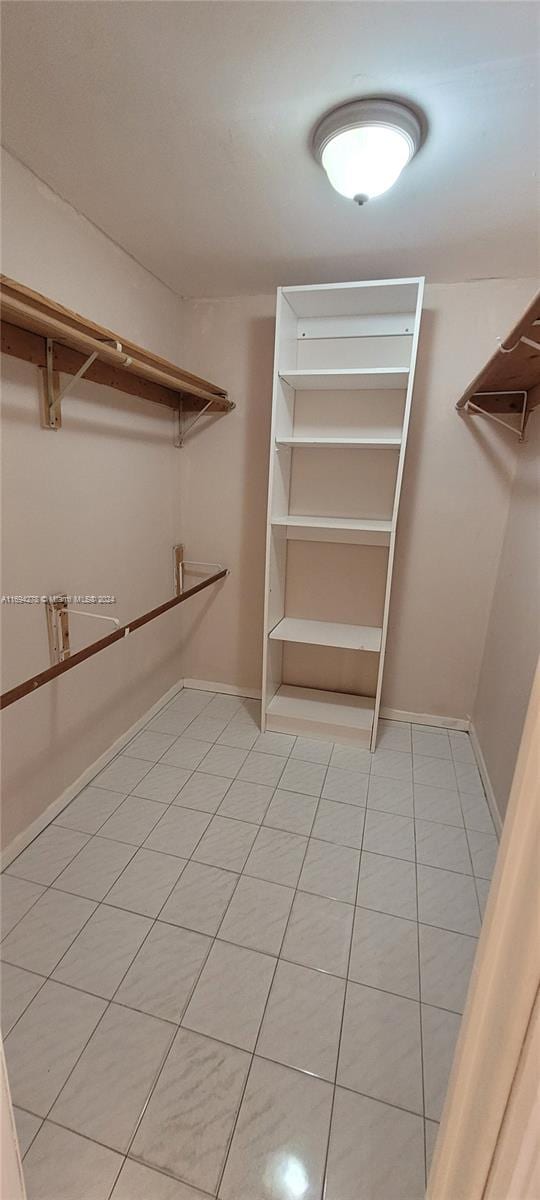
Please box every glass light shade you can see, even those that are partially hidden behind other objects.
[321,124,413,201]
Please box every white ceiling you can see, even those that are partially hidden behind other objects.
[1,1,538,297]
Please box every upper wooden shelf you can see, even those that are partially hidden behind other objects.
[456,292,540,439]
[0,276,233,414]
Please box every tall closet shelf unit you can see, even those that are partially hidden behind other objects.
[262,277,424,751]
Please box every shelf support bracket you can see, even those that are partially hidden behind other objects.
[458,390,530,442]
[174,398,215,447]
[46,596,70,664]
[173,544,184,595]
[40,338,99,430]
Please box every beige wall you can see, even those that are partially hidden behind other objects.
[0,151,196,849]
[472,408,540,820]
[179,279,537,723]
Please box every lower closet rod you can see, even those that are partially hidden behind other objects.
[0,567,227,710]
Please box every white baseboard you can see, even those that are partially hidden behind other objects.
[183,678,262,701]
[469,722,503,836]
[380,706,470,731]
[1,677,186,870]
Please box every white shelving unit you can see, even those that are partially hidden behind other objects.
[262,277,424,750]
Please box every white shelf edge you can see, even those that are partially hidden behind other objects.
[269,617,382,652]
[275,437,402,449]
[279,367,409,391]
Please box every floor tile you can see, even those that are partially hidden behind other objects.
[425,1118,440,1179]
[376,719,412,753]
[192,814,258,871]
[125,730,177,761]
[51,1002,173,1151]
[52,835,136,900]
[467,828,499,879]
[454,759,484,796]
[367,774,414,817]
[237,750,287,787]
[256,959,345,1080]
[220,872,293,952]
[165,689,214,716]
[330,744,372,772]
[460,790,495,833]
[217,721,259,750]
[1,889,96,975]
[363,809,415,861]
[311,798,365,849]
[205,693,246,720]
[281,890,353,977]
[244,826,308,886]
[419,924,478,1013]
[146,710,196,737]
[1,963,45,1035]
[93,755,152,793]
[252,730,295,756]
[144,806,211,857]
[412,729,451,759]
[415,819,472,874]
[476,876,491,919]
[278,757,326,797]
[324,1086,425,1200]
[115,921,211,1022]
[356,851,417,920]
[371,748,413,782]
[54,786,127,834]
[350,907,419,1000]
[184,713,230,741]
[105,848,186,917]
[182,939,275,1050]
[5,980,105,1115]
[0,876,45,938]
[417,865,480,935]
[111,1159,208,1200]
[161,736,213,770]
[338,981,423,1113]
[217,778,273,823]
[219,1056,333,1200]
[263,788,318,835]
[174,772,231,813]
[422,1003,461,1120]
[198,744,249,779]
[413,784,464,826]
[13,1107,42,1157]
[323,766,368,806]
[52,904,152,998]
[132,764,192,804]
[22,1121,122,1200]
[448,731,476,763]
[6,826,90,886]
[131,1027,250,1193]
[298,838,360,903]
[160,860,238,935]
[292,735,333,764]
[414,756,456,790]
[96,797,168,847]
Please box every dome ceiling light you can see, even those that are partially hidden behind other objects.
[312,98,423,205]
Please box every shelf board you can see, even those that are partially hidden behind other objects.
[0,276,233,413]
[272,514,392,546]
[279,368,409,391]
[275,436,402,449]
[266,684,375,746]
[269,617,382,652]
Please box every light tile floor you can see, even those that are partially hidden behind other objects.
[1,690,498,1200]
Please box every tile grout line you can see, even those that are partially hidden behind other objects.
[413,775,429,1189]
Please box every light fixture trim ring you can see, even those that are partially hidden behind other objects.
[312,98,423,165]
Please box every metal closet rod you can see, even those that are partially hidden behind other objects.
[0,568,227,711]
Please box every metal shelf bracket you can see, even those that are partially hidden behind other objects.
[40,337,121,429]
[458,390,530,442]
[174,398,215,447]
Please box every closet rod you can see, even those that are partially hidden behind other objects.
[0,568,227,710]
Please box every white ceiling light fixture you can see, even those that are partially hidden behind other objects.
[313,98,422,205]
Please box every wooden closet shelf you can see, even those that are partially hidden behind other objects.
[0,276,233,413]
[456,292,540,440]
